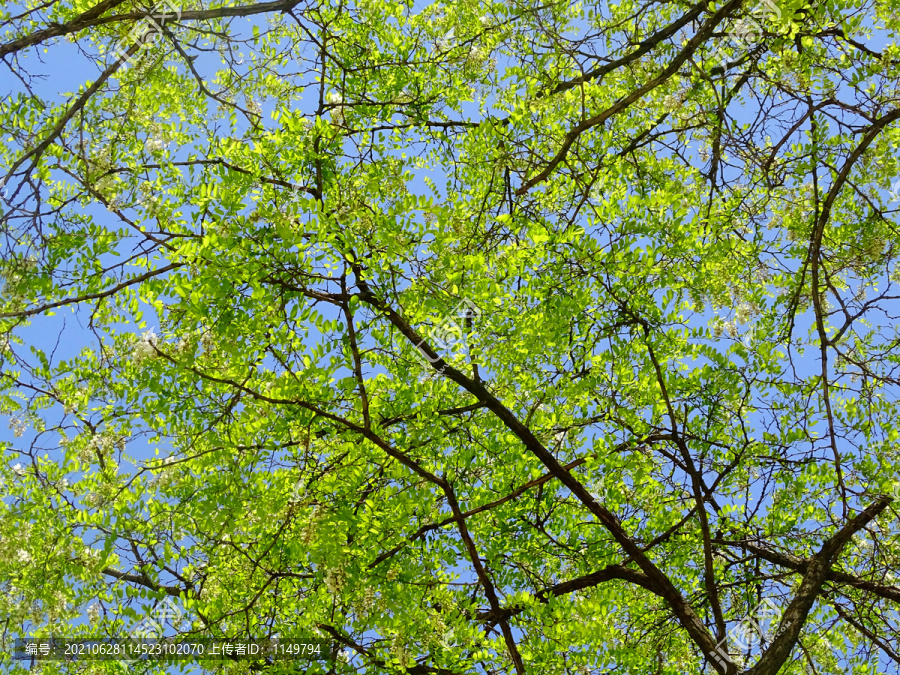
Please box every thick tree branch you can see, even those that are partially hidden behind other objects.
[0,0,303,58]
[745,497,892,675]
[477,563,659,624]
[713,538,900,604]
[354,280,727,672]
[444,484,526,674]
[516,0,740,195]
[0,263,184,319]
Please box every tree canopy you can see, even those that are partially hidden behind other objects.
[2,0,900,673]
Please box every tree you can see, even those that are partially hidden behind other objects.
[1,0,900,672]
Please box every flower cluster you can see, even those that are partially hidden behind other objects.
[734,301,755,324]
[199,332,216,355]
[325,91,346,126]
[356,584,376,615]
[390,632,409,668]
[153,456,178,489]
[144,137,166,153]
[138,181,164,216]
[89,432,116,458]
[172,336,192,354]
[83,492,103,508]
[661,90,687,113]
[324,564,347,596]
[713,319,740,339]
[9,416,27,438]
[302,506,322,544]
[436,28,455,52]
[82,547,102,568]
[246,97,263,117]
[132,330,158,363]
[94,174,118,195]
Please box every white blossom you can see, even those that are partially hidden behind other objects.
[12,463,26,476]
[246,98,262,116]
[9,416,27,438]
[326,92,343,106]
[132,329,158,363]
[95,175,117,192]
[436,28,455,52]
[78,443,94,463]
[16,549,31,564]
[144,137,165,153]
[90,433,115,456]
[662,93,681,112]
[88,603,100,623]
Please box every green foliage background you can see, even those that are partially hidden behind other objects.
[1,0,900,673]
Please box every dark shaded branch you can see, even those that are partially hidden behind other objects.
[0,263,184,319]
[0,0,303,58]
[714,537,900,604]
[477,563,659,623]
[0,0,130,57]
[745,497,892,675]
[444,484,526,674]
[354,279,726,673]
[102,567,186,598]
[516,0,740,195]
